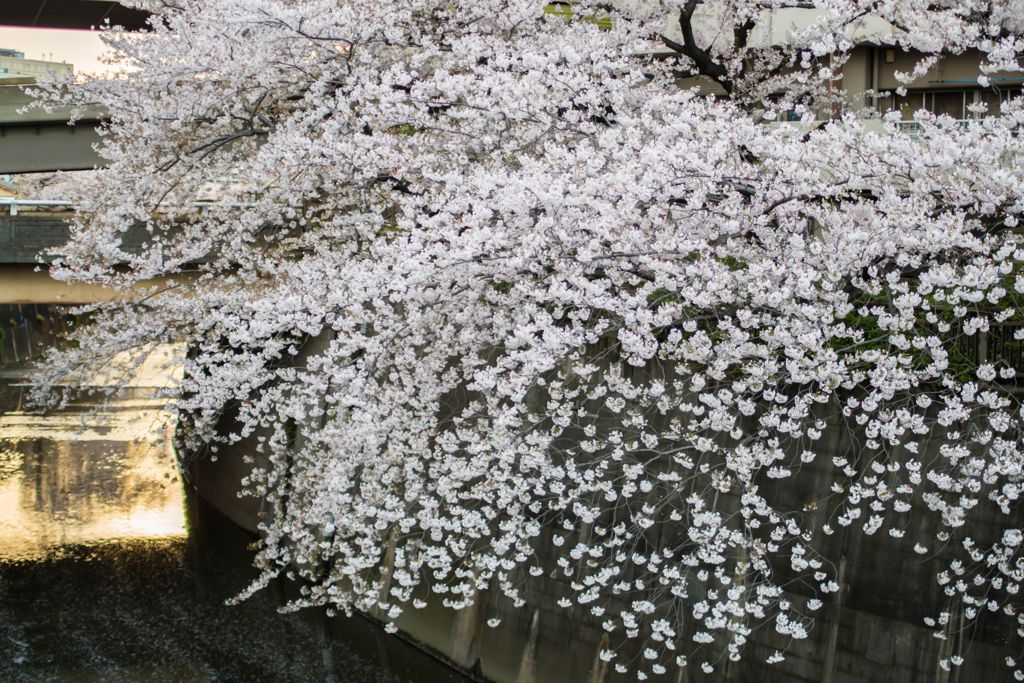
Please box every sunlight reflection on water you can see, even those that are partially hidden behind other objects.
[0,344,186,561]
[0,342,451,682]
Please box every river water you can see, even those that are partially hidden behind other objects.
[0,350,469,683]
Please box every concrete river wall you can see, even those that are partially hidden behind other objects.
[184,337,1020,683]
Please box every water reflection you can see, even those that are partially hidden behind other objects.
[0,353,464,682]
[0,405,185,560]
[0,344,186,561]
[0,500,401,682]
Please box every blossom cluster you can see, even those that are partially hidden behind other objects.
[31,0,1024,677]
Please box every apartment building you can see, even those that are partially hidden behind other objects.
[0,49,72,81]
[661,6,1023,122]
[842,46,1023,120]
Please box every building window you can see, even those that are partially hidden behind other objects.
[876,87,1023,120]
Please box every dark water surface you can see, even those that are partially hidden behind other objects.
[0,366,468,683]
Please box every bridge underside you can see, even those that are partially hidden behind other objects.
[0,264,187,305]
[0,213,195,304]
[0,120,103,173]
[0,77,106,174]
[0,1,148,30]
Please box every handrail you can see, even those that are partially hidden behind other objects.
[0,197,263,216]
[0,198,74,216]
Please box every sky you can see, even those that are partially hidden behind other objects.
[0,27,113,76]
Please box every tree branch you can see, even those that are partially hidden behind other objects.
[660,0,733,94]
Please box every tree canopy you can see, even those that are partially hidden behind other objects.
[33,0,1024,677]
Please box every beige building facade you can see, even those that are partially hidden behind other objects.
[0,48,72,81]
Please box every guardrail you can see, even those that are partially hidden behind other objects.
[895,119,974,137]
[0,197,260,216]
[0,199,75,216]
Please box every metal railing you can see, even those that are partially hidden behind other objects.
[894,119,1024,137]
[895,119,974,137]
[0,198,75,216]
[0,197,263,216]
[958,322,1024,385]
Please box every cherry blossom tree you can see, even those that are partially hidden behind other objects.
[31,0,1024,677]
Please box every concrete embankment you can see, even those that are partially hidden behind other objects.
[184,336,1020,683]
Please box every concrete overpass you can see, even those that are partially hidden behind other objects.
[0,79,106,174]
[0,264,190,305]
[0,2,147,31]
[0,204,190,304]
[0,1,148,174]
[0,205,186,365]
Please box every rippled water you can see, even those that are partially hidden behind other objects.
[0,355,467,683]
